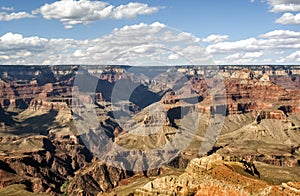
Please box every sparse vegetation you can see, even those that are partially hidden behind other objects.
[60,180,70,196]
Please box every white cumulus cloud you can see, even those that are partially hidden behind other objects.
[264,0,300,25]
[202,34,229,43]
[111,2,160,19]
[243,51,263,58]
[0,32,49,64]
[260,29,300,38]
[0,22,211,65]
[224,53,242,60]
[207,29,300,55]
[265,0,300,12]
[0,11,35,21]
[36,0,161,29]
[1,23,300,65]
[0,32,48,50]
[277,51,300,63]
[168,53,179,60]
[205,29,300,64]
[275,12,300,24]
[1,6,14,11]
[222,52,263,64]
[206,38,259,54]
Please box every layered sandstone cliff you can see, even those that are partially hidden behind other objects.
[0,65,300,195]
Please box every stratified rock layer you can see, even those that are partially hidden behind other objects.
[0,65,300,195]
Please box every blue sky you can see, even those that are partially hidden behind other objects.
[0,0,299,65]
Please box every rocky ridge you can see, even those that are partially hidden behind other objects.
[0,65,300,195]
[134,154,300,195]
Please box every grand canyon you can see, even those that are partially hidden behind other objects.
[0,65,299,195]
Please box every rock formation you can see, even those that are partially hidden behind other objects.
[0,65,299,195]
[134,154,300,195]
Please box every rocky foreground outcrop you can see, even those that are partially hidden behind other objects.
[134,154,300,195]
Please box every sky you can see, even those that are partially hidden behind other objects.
[0,0,299,65]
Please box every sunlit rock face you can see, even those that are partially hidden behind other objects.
[134,154,300,195]
[0,65,299,195]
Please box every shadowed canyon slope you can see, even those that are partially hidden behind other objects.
[0,65,299,195]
